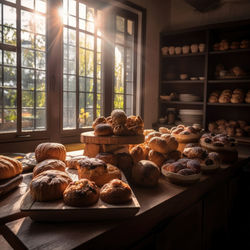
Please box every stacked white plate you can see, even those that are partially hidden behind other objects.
[179,109,203,125]
[179,94,201,102]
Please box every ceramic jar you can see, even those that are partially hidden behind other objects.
[169,46,175,55]
[175,47,181,55]
[199,43,205,52]
[161,46,168,55]
[182,45,190,54]
[180,74,188,80]
[191,44,198,53]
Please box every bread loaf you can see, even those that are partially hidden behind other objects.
[0,155,23,180]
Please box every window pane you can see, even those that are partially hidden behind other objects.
[22,69,35,90]
[4,89,17,107]
[86,78,93,92]
[36,91,46,107]
[114,94,124,109]
[21,0,34,10]
[79,3,86,19]
[114,46,124,93]
[3,5,16,28]
[79,77,85,91]
[21,31,35,48]
[22,108,34,130]
[4,51,16,66]
[86,7,94,21]
[86,50,94,77]
[63,92,76,129]
[0,109,17,133]
[36,0,46,13]
[36,51,46,70]
[21,10,34,32]
[86,35,94,50]
[36,71,46,90]
[22,49,35,68]
[36,35,46,51]
[36,109,46,129]
[3,27,17,46]
[116,16,124,32]
[4,67,17,88]
[35,14,46,35]
[127,20,134,35]
[22,90,34,107]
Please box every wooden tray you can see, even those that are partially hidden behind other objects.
[0,175,23,197]
[20,169,140,222]
[81,131,144,145]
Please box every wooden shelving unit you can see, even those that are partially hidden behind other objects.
[158,20,250,144]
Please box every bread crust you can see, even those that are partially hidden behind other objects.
[0,155,23,180]
[94,124,113,136]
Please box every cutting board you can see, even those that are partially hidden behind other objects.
[81,131,144,145]
[0,175,23,197]
[20,169,140,222]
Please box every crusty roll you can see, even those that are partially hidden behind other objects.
[111,109,127,125]
[148,150,166,168]
[145,131,162,142]
[63,179,99,207]
[33,159,66,177]
[35,142,66,163]
[0,155,23,180]
[182,146,208,159]
[159,127,170,134]
[116,153,134,176]
[161,134,178,152]
[143,129,155,136]
[113,124,129,136]
[66,156,89,169]
[132,160,160,187]
[95,152,118,166]
[130,145,145,163]
[30,170,72,201]
[100,179,132,204]
[92,116,106,129]
[148,137,170,154]
[94,124,113,136]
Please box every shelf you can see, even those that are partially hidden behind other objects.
[162,52,206,58]
[162,80,204,84]
[209,48,250,55]
[235,136,250,144]
[208,79,250,84]
[160,100,204,105]
[207,103,250,107]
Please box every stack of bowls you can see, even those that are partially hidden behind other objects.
[179,94,201,102]
[179,109,203,125]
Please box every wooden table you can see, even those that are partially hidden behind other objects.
[0,148,249,250]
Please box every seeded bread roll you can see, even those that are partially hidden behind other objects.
[94,124,113,136]
[132,160,160,187]
[100,179,132,204]
[161,134,178,152]
[30,170,72,201]
[111,109,127,125]
[148,137,170,154]
[92,116,106,129]
[63,179,99,207]
[0,155,23,180]
[33,159,66,177]
[35,142,66,163]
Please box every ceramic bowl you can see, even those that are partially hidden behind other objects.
[180,74,188,80]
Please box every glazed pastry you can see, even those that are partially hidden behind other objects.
[35,142,66,163]
[0,155,23,180]
[100,179,132,204]
[200,152,220,170]
[63,179,99,207]
[33,159,66,177]
[161,161,185,173]
[186,159,201,174]
[171,125,202,143]
[30,170,72,201]
[182,146,207,159]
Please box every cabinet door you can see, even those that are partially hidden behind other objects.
[203,184,228,250]
[156,201,202,250]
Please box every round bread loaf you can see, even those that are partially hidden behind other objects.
[63,179,99,207]
[148,137,170,154]
[148,150,165,168]
[111,109,127,125]
[116,153,134,177]
[100,179,132,204]
[96,164,122,186]
[35,142,66,163]
[66,156,89,169]
[132,160,160,187]
[130,145,145,163]
[95,153,118,166]
[0,155,23,180]
[33,159,66,177]
[30,170,72,201]
[94,124,113,136]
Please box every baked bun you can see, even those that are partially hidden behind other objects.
[200,152,220,171]
[177,168,196,176]
[94,124,113,136]
[160,134,178,152]
[171,125,202,143]
[145,132,162,142]
[159,127,170,134]
[92,116,106,129]
[132,160,160,187]
[100,179,132,204]
[209,95,218,103]
[35,142,66,163]
[143,129,155,136]
[95,153,118,166]
[186,159,201,174]
[33,159,66,177]
[113,124,129,136]
[63,179,99,207]
[182,146,207,159]
[130,145,145,163]
[111,109,127,125]
[148,137,170,154]
[148,150,166,168]
[116,153,134,176]
[161,162,185,173]
[126,115,144,135]
[30,170,72,201]
[0,155,23,180]
[66,156,89,169]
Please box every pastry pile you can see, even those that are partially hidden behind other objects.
[213,39,249,51]
[208,89,250,104]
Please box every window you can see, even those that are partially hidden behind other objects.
[0,0,47,136]
[0,0,143,148]
[63,0,103,130]
[114,13,137,116]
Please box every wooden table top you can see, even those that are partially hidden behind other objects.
[0,161,243,250]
